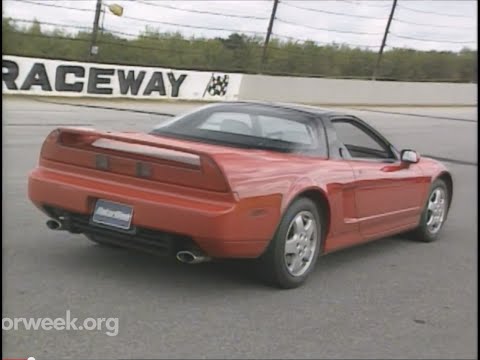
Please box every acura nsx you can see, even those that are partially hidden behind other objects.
[28,102,453,288]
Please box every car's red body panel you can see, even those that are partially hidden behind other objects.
[28,125,451,259]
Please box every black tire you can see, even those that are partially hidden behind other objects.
[412,178,450,242]
[84,234,123,248]
[258,197,323,289]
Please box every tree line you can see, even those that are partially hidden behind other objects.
[2,17,477,83]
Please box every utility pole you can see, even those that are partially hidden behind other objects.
[260,0,279,73]
[100,7,106,37]
[89,0,103,59]
[372,0,397,80]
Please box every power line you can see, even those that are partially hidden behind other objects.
[4,30,90,42]
[9,0,265,37]
[119,14,266,36]
[275,17,383,36]
[385,44,476,54]
[392,17,475,30]
[4,30,253,72]
[280,1,387,20]
[3,28,259,57]
[8,0,266,37]
[101,28,145,39]
[5,17,263,47]
[397,4,473,18]
[342,0,391,9]
[8,17,266,53]
[271,32,380,49]
[13,0,94,12]
[133,0,269,21]
[104,29,258,53]
[8,18,92,31]
[99,34,216,55]
[389,33,476,44]
[266,43,376,56]
[11,0,94,1]
[272,32,334,44]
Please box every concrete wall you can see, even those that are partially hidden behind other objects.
[3,55,477,106]
[238,74,477,106]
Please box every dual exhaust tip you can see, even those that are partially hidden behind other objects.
[46,218,210,264]
[176,250,211,264]
[46,218,63,231]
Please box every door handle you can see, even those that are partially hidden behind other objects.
[381,163,408,172]
[381,165,402,172]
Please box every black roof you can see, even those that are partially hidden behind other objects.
[212,100,349,118]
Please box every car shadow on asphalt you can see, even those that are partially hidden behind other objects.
[45,233,420,291]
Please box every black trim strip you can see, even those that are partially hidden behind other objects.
[422,154,477,166]
[350,107,477,123]
[34,98,176,117]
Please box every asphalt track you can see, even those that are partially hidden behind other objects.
[3,97,477,359]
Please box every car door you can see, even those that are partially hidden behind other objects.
[329,116,426,239]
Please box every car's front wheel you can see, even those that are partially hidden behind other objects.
[412,178,450,242]
[258,197,322,289]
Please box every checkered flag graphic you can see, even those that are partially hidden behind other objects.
[203,73,229,97]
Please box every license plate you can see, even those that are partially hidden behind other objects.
[92,199,133,230]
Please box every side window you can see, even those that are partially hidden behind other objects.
[332,120,392,160]
[256,114,327,156]
[258,115,314,145]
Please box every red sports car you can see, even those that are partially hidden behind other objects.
[28,102,453,288]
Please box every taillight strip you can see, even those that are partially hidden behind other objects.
[92,138,201,167]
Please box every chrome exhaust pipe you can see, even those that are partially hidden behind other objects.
[46,219,63,231]
[176,250,211,264]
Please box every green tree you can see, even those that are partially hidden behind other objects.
[2,16,476,83]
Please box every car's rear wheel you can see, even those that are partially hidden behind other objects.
[258,197,322,289]
[412,179,450,242]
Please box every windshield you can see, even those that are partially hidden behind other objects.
[150,104,320,153]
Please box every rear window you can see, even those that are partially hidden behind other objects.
[197,112,315,145]
[151,104,323,154]
[198,112,253,132]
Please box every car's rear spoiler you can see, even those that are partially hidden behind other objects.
[39,127,232,193]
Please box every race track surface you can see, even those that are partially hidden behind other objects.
[3,97,477,359]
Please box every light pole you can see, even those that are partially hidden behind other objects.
[89,1,124,59]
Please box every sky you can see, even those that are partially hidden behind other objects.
[3,0,478,52]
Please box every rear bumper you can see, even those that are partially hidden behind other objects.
[28,166,281,258]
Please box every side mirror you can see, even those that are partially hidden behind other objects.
[401,149,420,164]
